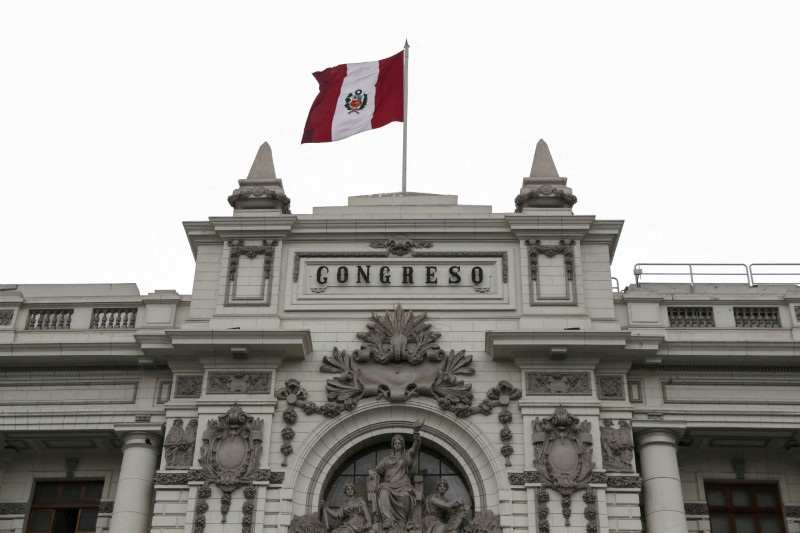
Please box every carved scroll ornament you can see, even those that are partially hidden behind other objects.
[532,407,595,526]
[369,235,432,256]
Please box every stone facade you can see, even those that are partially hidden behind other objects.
[1,140,800,533]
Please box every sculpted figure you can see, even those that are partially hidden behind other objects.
[368,420,425,531]
[323,482,372,533]
[422,479,470,533]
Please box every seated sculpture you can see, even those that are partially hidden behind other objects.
[422,479,470,533]
[368,420,424,532]
[323,482,372,533]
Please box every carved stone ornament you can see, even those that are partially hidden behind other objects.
[227,240,279,282]
[369,235,433,256]
[583,488,598,533]
[532,407,595,526]
[606,475,642,489]
[0,503,27,515]
[165,418,198,469]
[600,419,634,472]
[355,305,445,365]
[207,371,271,394]
[65,457,79,478]
[784,505,800,518]
[175,375,203,398]
[514,186,578,212]
[684,503,709,516]
[288,514,327,533]
[227,188,291,213]
[526,372,591,395]
[154,469,282,486]
[525,240,575,282]
[508,471,544,485]
[535,487,549,533]
[0,309,13,326]
[195,404,264,530]
[596,376,626,400]
[98,501,114,514]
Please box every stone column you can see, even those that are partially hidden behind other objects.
[637,429,688,533]
[109,431,161,533]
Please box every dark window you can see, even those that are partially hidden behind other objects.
[706,483,786,533]
[28,481,103,533]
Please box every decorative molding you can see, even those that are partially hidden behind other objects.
[175,375,203,398]
[532,407,595,525]
[135,415,152,423]
[596,375,626,400]
[165,418,198,469]
[583,488,598,533]
[98,501,114,514]
[369,235,432,256]
[632,363,800,373]
[684,502,709,516]
[227,188,291,213]
[206,371,271,394]
[157,380,172,404]
[508,471,544,485]
[627,379,644,403]
[0,309,13,326]
[606,475,643,489]
[600,420,634,473]
[154,469,281,486]
[526,372,592,395]
[514,186,578,212]
[661,379,800,405]
[227,240,279,282]
[525,239,575,281]
[0,503,27,515]
[785,505,800,518]
[0,364,169,373]
[0,380,138,406]
[535,487,550,533]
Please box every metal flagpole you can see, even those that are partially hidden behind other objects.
[402,40,409,193]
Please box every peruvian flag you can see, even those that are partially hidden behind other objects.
[301,51,404,143]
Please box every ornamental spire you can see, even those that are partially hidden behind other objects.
[228,141,291,213]
[514,139,577,213]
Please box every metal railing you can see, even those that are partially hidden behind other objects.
[634,263,800,287]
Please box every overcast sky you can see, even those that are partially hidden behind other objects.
[1,1,798,295]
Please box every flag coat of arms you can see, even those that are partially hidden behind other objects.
[302,51,404,143]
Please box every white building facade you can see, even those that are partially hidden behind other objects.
[1,140,798,533]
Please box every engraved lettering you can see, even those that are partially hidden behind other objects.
[402,266,413,284]
[316,266,328,284]
[379,266,391,284]
[357,265,371,284]
[425,266,438,284]
[336,266,349,283]
[471,266,484,285]
[449,266,461,284]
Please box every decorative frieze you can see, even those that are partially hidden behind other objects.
[526,372,592,395]
[0,310,13,326]
[206,371,271,394]
[684,503,709,516]
[606,475,642,489]
[154,469,282,486]
[0,503,27,514]
[514,185,577,212]
[600,419,634,472]
[508,471,544,485]
[165,418,198,469]
[596,375,626,400]
[175,375,203,398]
[369,235,432,256]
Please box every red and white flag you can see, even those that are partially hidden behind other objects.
[301,51,404,143]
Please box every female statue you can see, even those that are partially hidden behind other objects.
[422,479,470,533]
[368,420,425,531]
[323,482,371,533]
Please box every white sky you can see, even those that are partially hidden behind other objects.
[1,1,799,295]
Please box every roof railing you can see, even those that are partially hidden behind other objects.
[633,263,800,287]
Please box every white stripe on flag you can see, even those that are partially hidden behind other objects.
[331,61,379,142]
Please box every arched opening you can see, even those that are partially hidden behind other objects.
[320,436,474,529]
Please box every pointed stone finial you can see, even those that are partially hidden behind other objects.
[515,139,576,213]
[246,142,277,181]
[228,142,291,213]
[530,139,559,178]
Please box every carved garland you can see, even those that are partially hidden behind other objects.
[514,186,578,212]
[227,188,291,213]
[227,240,279,282]
[369,235,432,256]
[525,240,575,281]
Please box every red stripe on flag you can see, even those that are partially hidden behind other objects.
[372,51,404,129]
[301,64,348,143]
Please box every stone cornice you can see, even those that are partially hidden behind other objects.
[486,330,632,362]
[137,329,312,361]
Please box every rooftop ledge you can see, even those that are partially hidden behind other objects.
[313,192,493,215]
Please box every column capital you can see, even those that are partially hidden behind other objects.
[635,428,684,449]
[113,424,163,450]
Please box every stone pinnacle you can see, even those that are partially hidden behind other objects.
[530,139,559,178]
[246,142,277,181]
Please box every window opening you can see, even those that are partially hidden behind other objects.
[28,481,103,533]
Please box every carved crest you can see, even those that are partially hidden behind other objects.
[355,305,445,365]
[532,406,595,526]
[369,235,432,256]
[197,404,263,523]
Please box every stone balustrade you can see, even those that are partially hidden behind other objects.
[90,308,138,329]
[25,309,74,330]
